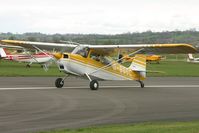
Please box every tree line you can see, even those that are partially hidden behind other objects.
[1,30,199,46]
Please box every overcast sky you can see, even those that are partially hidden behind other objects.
[0,0,199,34]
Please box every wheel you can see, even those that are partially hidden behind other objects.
[26,64,31,68]
[90,80,99,90]
[55,78,64,88]
[141,82,144,88]
[138,80,144,88]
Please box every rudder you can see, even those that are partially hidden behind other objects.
[0,48,6,58]
[129,54,146,78]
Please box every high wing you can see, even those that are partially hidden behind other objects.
[1,40,198,54]
[0,43,23,49]
[87,44,198,55]
[0,40,77,51]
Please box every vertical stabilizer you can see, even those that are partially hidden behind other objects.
[188,54,194,60]
[129,54,146,78]
[0,48,6,58]
[187,53,199,62]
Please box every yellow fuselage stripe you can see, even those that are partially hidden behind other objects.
[69,54,145,80]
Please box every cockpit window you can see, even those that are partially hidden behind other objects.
[100,56,112,65]
[90,52,100,61]
[90,51,112,65]
[72,46,89,58]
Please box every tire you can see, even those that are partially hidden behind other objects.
[55,78,64,88]
[141,82,144,88]
[138,80,144,88]
[90,80,99,90]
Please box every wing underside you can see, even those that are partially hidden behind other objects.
[1,40,198,55]
[89,44,198,55]
[0,40,77,51]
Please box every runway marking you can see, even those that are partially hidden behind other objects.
[0,85,199,90]
[0,87,55,90]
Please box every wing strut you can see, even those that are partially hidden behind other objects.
[22,48,40,67]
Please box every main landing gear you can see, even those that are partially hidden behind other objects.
[85,73,99,90]
[55,74,143,89]
[138,80,144,88]
[55,77,99,90]
[26,64,31,68]
[90,80,99,90]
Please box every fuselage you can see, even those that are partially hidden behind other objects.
[187,54,199,63]
[5,53,52,64]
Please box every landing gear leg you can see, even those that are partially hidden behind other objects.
[55,75,69,88]
[138,80,144,88]
[85,73,99,90]
[26,62,32,68]
[26,64,31,68]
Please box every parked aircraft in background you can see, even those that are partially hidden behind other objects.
[187,53,199,63]
[123,54,162,64]
[0,47,53,67]
[146,55,162,64]
[0,44,22,58]
[1,40,198,90]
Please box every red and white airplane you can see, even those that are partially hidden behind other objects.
[187,53,199,63]
[0,47,53,67]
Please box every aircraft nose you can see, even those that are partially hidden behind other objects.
[53,52,62,60]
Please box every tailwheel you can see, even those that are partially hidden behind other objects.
[138,80,144,88]
[90,80,99,90]
[55,78,64,88]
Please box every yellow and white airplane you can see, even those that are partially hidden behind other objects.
[1,40,198,90]
[146,55,162,63]
[123,54,162,64]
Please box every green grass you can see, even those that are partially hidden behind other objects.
[147,61,199,77]
[1,58,199,77]
[122,60,199,77]
[146,54,199,77]
[0,60,64,76]
[38,121,199,133]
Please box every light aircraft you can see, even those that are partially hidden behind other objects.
[187,53,199,63]
[123,54,162,64]
[1,40,198,90]
[0,44,22,58]
[146,55,162,64]
[0,47,53,67]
